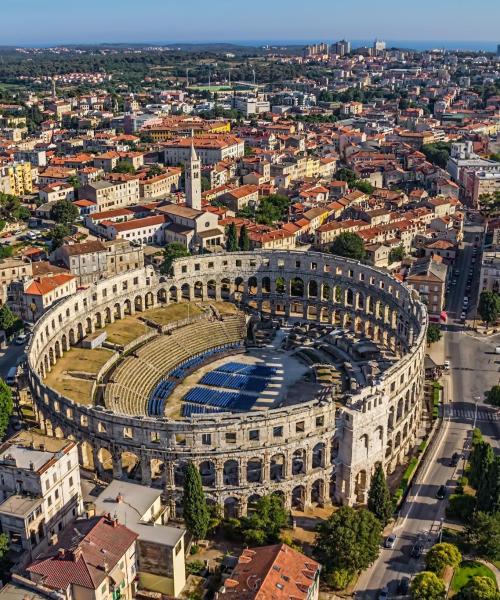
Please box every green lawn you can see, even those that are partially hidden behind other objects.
[451,561,497,592]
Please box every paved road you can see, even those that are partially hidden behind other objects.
[356,224,499,599]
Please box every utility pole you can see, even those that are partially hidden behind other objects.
[472,396,480,430]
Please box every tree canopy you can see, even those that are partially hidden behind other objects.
[478,291,500,325]
[182,462,210,540]
[160,242,190,275]
[425,543,462,575]
[427,323,442,345]
[459,576,499,600]
[49,223,72,250]
[112,162,136,174]
[389,245,406,264]
[422,143,451,169]
[0,304,23,336]
[314,506,381,577]
[330,232,366,261]
[469,440,494,490]
[50,199,79,225]
[367,464,393,526]
[476,456,500,514]
[239,224,250,251]
[245,194,290,225]
[0,192,30,222]
[465,512,500,562]
[485,385,500,408]
[410,571,446,600]
[238,495,289,546]
[0,379,13,439]
[226,223,238,252]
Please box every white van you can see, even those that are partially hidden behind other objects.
[5,366,18,386]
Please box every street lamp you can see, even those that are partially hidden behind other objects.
[439,517,444,543]
[472,396,480,430]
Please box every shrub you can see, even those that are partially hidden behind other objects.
[446,494,476,522]
[186,560,205,575]
[326,568,353,590]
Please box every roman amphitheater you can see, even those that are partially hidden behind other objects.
[26,250,427,517]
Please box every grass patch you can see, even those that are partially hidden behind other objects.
[451,561,497,592]
[142,302,203,325]
[104,316,151,346]
[432,381,442,419]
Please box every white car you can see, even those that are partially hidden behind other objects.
[15,333,28,345]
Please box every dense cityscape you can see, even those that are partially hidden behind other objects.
[0,16,498,600]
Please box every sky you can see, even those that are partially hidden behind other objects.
[1,0,499,47]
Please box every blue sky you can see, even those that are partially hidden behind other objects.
[2,0,499,46]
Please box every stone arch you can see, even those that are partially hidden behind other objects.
[134,295,143,312]
[359,433,369,453]
[193,281,203,299]
[121,450,140,479]
[395,431,401,448]
[388,406,395,431]
[114,302,123,319]
[145,291,154,308]
[354,469,367,503]
[221,278,231,300]
[169,286,178,302]
[157,288,167,305]
[248,276,258,295]
[385,439,393,458]
[292,448,306,475]
[311,479,325,505]
[308,280,318,298]
[77,322,84,341]
[312,442,326,469]
[247,493,261,514]
[150,458,164,482]
[199,460,216,488]
[97,447,113,475]
[234,277,244,294]
[224,497,240,519]
[174,461,187,487]
[290,277,304,298]
[246,458,262,483]
[79,441,94,470]
[261,276,271,294]
[275,276,285,294]
[270,453,285,481]
[322,282,330,301]
[291,485,306,510]
[86,317,93,334]
[181,283,190,300]
[223,459,238,486]
[124,299,132,315]
[54,340,62,359]
[61,333,69,352]
[396,398,404,422]
[207,280,217,300]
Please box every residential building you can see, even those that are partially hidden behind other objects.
[221,544,320,600]
[93,480,186,597]
[163,135,244,166]
[0,257,33,305]
[39,183,75,204]
[0,163,33,195]
[221,185,259,212]
[9,273,77,322]
[80,178,140,211]
[480,251,500,293]
[138,168,181,199]
[25,515,138,600]
[0,432,82,561]
[407,257,447,322]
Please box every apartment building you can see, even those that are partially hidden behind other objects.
[138,168,182,199]
[0,432,82,561]
[407,257,447,322]
[80,178,140,210]
[163,135,244,165]
[25,515,138,600]
[0,257,33,305]
[0,163,33,195]
[39,183,75,204]
[480,251,500,293]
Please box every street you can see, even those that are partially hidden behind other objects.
[355,223,499,598]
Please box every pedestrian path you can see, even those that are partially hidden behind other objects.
[441,405,499,422]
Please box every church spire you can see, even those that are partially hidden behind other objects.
[185,132,201,211]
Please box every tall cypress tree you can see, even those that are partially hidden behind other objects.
[476,456,500,514]
[239,224,250,251]
[367,464,393,526]
[469,441,494,489]
[183,462,210,540]
[226,223,238,252]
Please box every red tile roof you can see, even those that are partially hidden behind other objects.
[25,273,75,296]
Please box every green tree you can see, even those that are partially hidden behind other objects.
[367,464,393,526]
[389,245,406,264]
[427,323,442,345]
[314,506,381,576]
[425,543,462,575]
[354,179,374,194]
[49,223,71,250]
[465,512,500,562]
[330,232,366,261]
[146,164,164,178]
[160,242,190,275]
[485,385,500,408]
[238,224,250,251]
[112,162,136,174]
[239,494,289,546]
[0,532,9,574]
[410,571,446,600]
[0,305,19,334]
[182,462,210,540]
[336,167,357,186]
[0,245,14,259]
[478,291,500,324]
[226,223,238,252]
[67,175,80,190]
[253,194,290,225]
[50,199,79,225]
[469,441,494,489]
[476,456,500,514]
[422,143,452,169]
[0,379,13,439]
[460,576,499,600]
[201,176,211,192]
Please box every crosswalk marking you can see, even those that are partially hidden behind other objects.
[441,406,499,422]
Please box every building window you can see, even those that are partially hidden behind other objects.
[202,433,211,445]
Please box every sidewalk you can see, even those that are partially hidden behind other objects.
[427,336,446,366]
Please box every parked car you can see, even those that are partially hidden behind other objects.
[436,485,447,499]
[379,586,389,600]
[398,577,410,594]
[411,542,424,558]
[385,534,397,548]
[15,333,28,345]
[450,452,461,467]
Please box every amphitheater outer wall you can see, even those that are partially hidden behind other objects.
[26,250,427,513]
